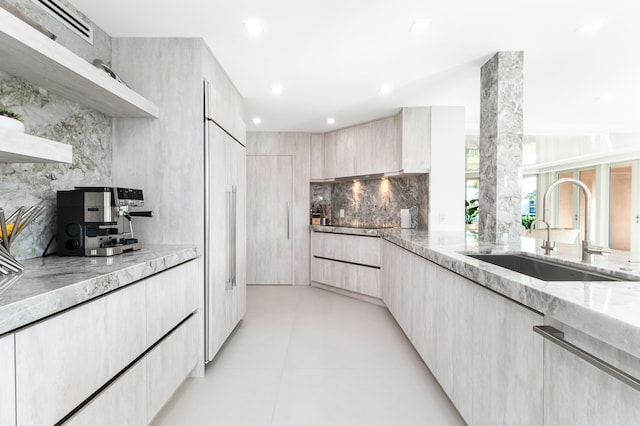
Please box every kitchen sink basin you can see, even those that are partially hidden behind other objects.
[464,253,623,281]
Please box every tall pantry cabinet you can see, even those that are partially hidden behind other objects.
[112,38,247,367]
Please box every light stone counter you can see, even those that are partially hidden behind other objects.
[0,245,198,336]
[381,229,640,358]
[310,225,392,237]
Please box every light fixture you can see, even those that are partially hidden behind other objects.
[327,117,335,125]
[409,20,430,33]
[597,94,613,102]
[252,117,262,124]
[244,20,263,36]
[579,19,603,32]
[379,84,392,95]
[271,85,283,95]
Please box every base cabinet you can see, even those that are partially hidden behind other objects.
[9,260,199,426]
[147,315,199,422]
[382,241,543,425]
[0,334,15,426]
[65,358,147,426]
[15,282,147,426]
[311,232,381,298]
[543,325,640,425]
[472,282,543,425]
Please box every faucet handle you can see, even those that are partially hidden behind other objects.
[583,241,611,256]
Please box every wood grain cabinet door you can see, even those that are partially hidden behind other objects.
[247,155,293,284]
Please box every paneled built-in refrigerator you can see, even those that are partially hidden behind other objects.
[204,80,247,362]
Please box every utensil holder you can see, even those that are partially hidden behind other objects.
[0,206,44,275]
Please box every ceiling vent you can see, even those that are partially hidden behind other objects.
[32,0,93,44]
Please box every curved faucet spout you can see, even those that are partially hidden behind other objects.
[541,177,609,262]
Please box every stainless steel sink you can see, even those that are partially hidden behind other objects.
[464,253,622,281]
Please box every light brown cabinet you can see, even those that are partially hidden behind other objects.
[0,334,15,426]
[381,240,543,425]
[12,260,199,426]
[311,232,382,298]
[310,108,431,180]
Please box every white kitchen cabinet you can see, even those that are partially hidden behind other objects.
[311,256,381,298]
[323,131,337,179]
[335,127,358,178]
[542,324,640,425]
[147,315,199,423]
[310,134,325,180]
[428,258,474,423]
[146,260,199,346]
[15,283,146,426]
[0,334,15,426]
[473,286,543,425]
[312,232,381,266]
[356,116,400,176]
[311,232,382,298]
[355,122,374,176]
[398,107,430,173]
[64,358,147,426]
[381,240,543,425]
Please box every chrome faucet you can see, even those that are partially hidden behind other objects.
[541,177,610,262]
[530,218,555,254]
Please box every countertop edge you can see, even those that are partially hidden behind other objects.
[0,245,198,335]
[381,232,640,359]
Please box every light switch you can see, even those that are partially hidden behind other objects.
[340,209,345,218]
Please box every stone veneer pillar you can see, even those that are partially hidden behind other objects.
[479,51,524,243]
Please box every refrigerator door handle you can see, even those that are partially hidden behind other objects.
[225,184,237,290]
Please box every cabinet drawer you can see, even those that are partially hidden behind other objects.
[147,314,199,423]
[146,260,199,346]
[64,358,147,426]
[15,283,146,426]
[0,334,15,426]
[312,233,381,267]
[312,256,380,298]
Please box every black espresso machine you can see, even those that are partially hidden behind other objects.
[56,187,152,256]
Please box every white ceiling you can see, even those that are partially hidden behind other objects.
[68,0,640,134]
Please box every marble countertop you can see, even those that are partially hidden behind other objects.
[310,225,394,237]
[382,229,640,358]
[0,245,198,336]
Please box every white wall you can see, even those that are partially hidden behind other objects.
[428,106,466,232]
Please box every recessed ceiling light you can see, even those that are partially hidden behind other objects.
[409,20,430,33]
[244,20,263,36]
[579,19,603,32]
[379,85,392,95]
[327,118,335,125]
[252,117,262,124]
[271,85,283,95]
[597,94,613,102]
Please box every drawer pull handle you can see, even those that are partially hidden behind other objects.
[533,325,640,392]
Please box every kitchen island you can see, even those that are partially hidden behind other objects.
[311,225,640,425]
[0,245,200,425]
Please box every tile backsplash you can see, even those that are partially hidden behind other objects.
[0,0,113,260]
[311,175,429,229]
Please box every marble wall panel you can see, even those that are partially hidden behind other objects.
[479,51,524,243]
[0,1,113,260]
[310,175,428,229]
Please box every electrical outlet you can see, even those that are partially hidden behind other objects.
[340,209,345,218]
[439,214,446,224]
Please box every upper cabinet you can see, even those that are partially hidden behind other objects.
[311,107,430,181]
[0,7,159,119]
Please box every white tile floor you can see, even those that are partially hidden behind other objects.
[152,285,465,426]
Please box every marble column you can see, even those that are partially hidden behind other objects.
[479,51,524,243]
